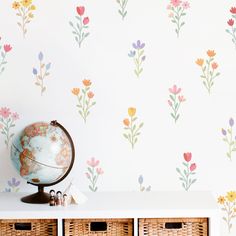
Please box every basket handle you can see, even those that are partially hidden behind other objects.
[90,222,107,232]
[165,222,182,229]
[14,223,32,231]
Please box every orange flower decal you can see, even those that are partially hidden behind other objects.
[123,107,143,149]
[71,88,80,96]
[123,119,130,126]
[207,50,216,57]
[196,50,220,94]
[195,58,204,67]
[83,79,92,87]
[72,80,96,123]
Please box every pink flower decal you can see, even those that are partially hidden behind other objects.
[116,0,129,20]
[176,152,197,191]
[226,7,236,49]
[167,0,190,37]
[69,5,90,48]
[0,38,12,75]
[87,157,99,168]
[71,80,96,123]
[195,50,220,94]
[86,157,104,192]
[4,45,12,53]
[0,107,20,148]
[168,85,186,123]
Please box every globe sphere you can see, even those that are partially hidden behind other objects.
[11,121,74,185]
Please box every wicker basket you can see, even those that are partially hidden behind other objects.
[139,218,208,236]
[64,218,133,236]
[0,219,57,236]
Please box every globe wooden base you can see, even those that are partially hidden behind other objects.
[21,186,50,204]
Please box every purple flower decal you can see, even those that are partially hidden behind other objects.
[222,118,236,160]
[33,52,51,96]
[132,40,145,50]
[222,128,227,136]
[129,40,146,78]
[138,174,151,192]
[128,50,136,57]
[5,177,21,192]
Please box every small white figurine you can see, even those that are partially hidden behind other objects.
[56,191,62,206]
[63,194,68,207]
[49,189,56,206]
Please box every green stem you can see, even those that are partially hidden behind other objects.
[130,116,134,149]
[39,60,44,96]
[228,127,233,160]
[82,88,88,123]
[0,52,6,74]
[185,163,190,191]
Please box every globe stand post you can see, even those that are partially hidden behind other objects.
[21,185,50,204]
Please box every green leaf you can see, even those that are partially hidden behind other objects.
[169,94,175,101]
[191,179,197,184]
[176,168,181,173]
[89,186,95,192]
[123,133,128,139]
[171,20,176,23]
[180,22,185,27]
[88,167,93,174]
[139,123,144,128]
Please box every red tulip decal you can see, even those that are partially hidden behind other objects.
[76,6,85,16]
[226,6,236,49]
[176,152,197,191]
[0,38,12,76]
[69,5,90,48]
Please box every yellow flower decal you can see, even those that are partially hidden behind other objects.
[12,1,20,9]
[218,191,236,232]
[123,107,144,149]
[21,0,32,7]
[227,191,236,202]
[217,196,225,204]
[12,0,36,38]
[128,107,136,117]
[72,80,96,123]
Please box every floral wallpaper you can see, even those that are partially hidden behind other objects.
[0,0,236,235]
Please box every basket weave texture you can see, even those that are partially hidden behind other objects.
[139,218,208,236]
[0,219,57,236]
[64,218,133,236]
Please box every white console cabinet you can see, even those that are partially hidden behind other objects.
[0,191,220,236]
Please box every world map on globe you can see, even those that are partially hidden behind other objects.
[11,121,73,185]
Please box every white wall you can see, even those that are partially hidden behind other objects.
[1,0,236,234]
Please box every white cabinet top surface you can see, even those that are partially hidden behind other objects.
[0,191,219,219]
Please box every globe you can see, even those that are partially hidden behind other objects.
[11,120,75,204]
